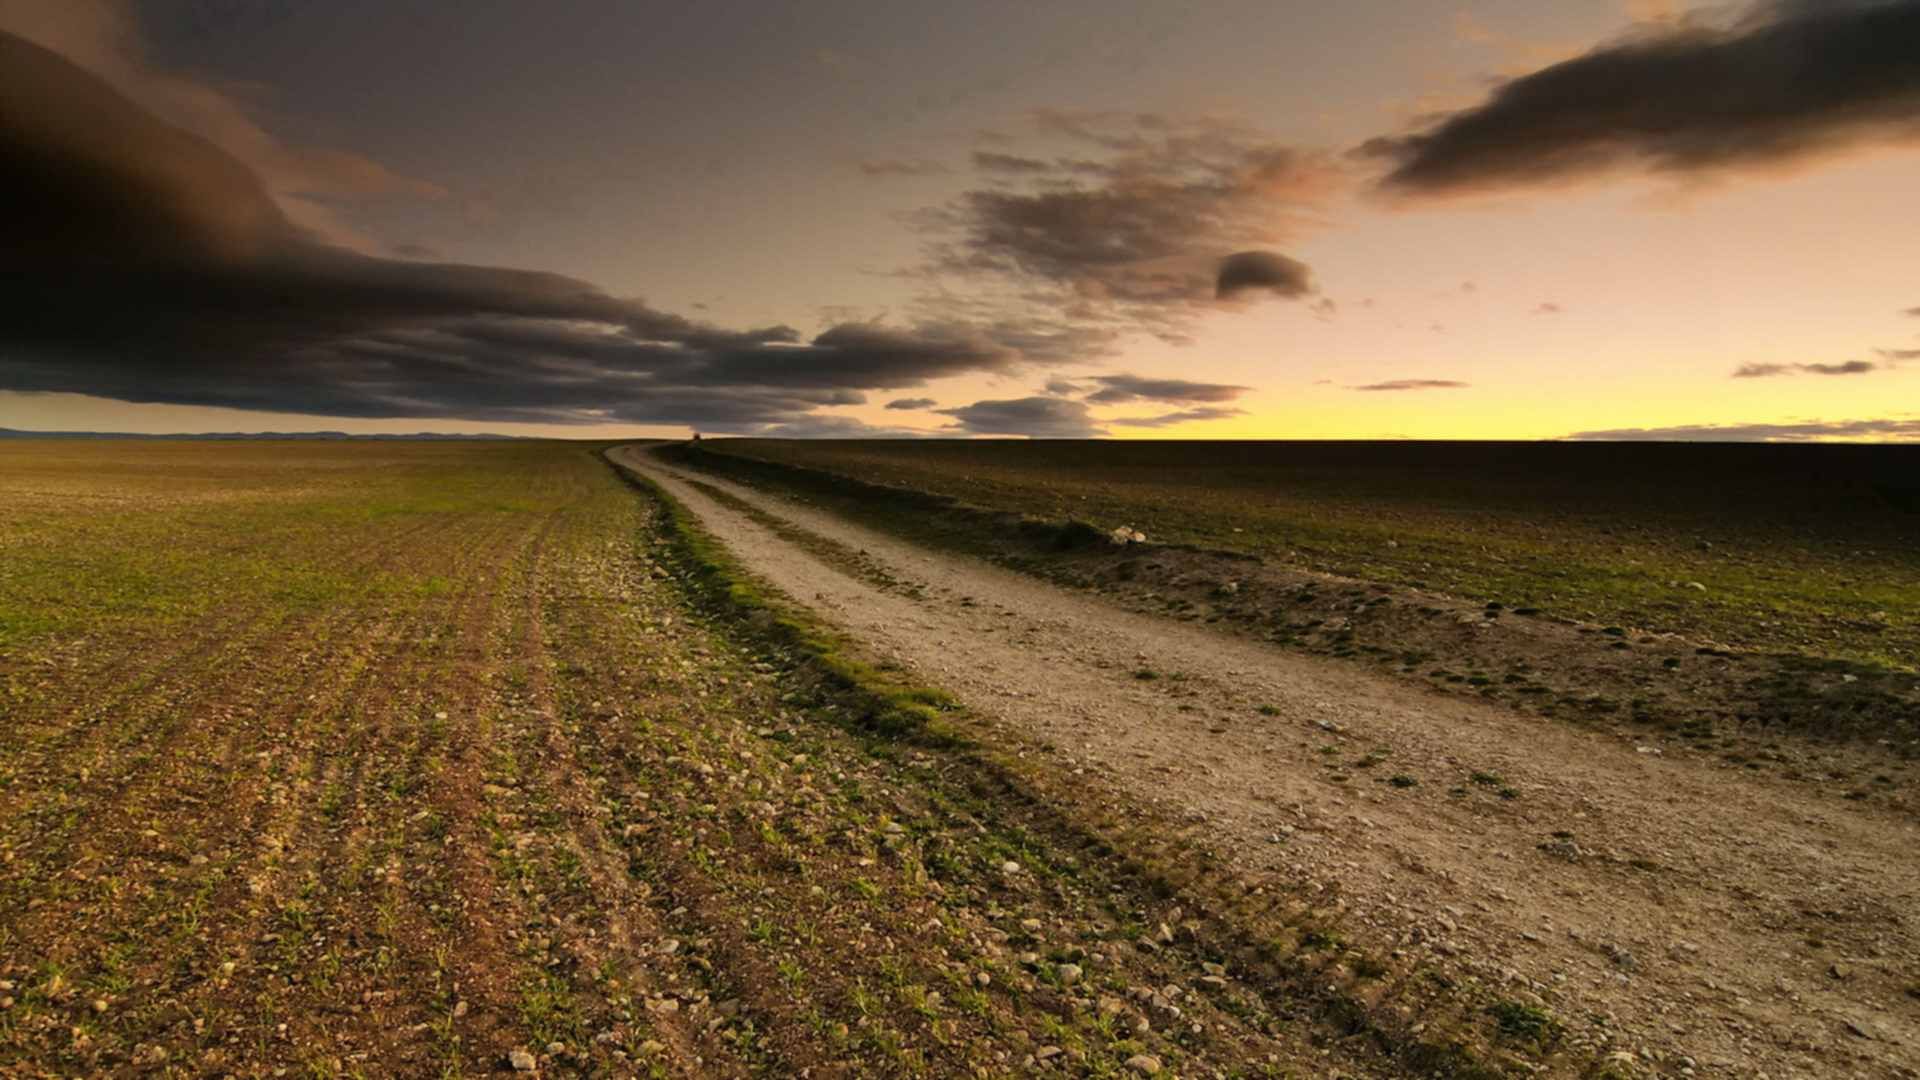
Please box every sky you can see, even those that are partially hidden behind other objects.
[2,0,1918,441]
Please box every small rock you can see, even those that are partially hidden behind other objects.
[1829,962,1851,980]
[1125,1053,1163,1075]
[508,1047,538,1072]
[1036,1045,1063,1061]
[1057,963,1083,986]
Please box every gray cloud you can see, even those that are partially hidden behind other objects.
[1876,347,1920,360]
[752,414,929,438]
[858,158,949,178]
[972,151,1054,174]
[1363,1,1920,196]
[1565,418,1920,442]
[1351,379,1470,391]
[1215,251,1313,300]
[920,113,1330,340]
[1109,406,1245,428]
[0,31,1062,431]
[938,396,1105,437]
[1043,377,1089,396]
[1083,374,1250,405]
[1733,360,1878,377]
[885,397,937,410]
[1534,301,1563,314]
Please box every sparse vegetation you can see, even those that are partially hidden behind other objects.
[0,439,1561,1077]
[691,438,1920,671]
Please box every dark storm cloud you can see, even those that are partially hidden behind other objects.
[0,31,1060,431]
[1351,379,1470,391]
[1732,360,1878,377]
[1565,418,1920,441]
[937,396,1105,437]
[1082,374,1250,405]
[1363,0,1920,196]
[1108,406,1245,428]
[1215,251,1313,300]
[885,397,937,410]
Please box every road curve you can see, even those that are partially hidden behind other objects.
[610,442,1919,1077]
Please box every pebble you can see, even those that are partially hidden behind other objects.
[508,1047,537,1072]
[1126,1053,1163,1075]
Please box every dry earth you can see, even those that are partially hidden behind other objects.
[615,443,1920,1079]
[3,441,1429,1078]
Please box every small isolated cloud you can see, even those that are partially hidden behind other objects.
[858,158,948,178]
[971,151,1054,174]
[1043,377,1088,396]
[1351,379,1470,392]
[1309,296,1338,320]
[1732,360,1878,378]
[1083,374,1250,405]
[1565,418,1920,442]
[1533,301,1563,314]
[1109,406,1245,428]
[1216,251,1314,300]
[938,396,1104,437]
[1905,306,1920,316]
[885,397,937,410]
[1362,1,1920,197]
[1876,347,1920,360]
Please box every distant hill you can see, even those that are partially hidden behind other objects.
[0,428,532,441]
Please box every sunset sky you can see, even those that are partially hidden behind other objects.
[3,0,1918,440]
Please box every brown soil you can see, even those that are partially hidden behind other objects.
[5,444,1437,1078]
[617,442,1920,1079]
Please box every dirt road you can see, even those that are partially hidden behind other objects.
[614,442,1920,1079]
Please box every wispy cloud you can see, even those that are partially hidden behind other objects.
[915,111,1336,343]
[1351,379,1470,391]
[1108,406,1244,428]
[1565,417,1920,442]
[1732,360,1879,378]
[1082,374,1250,405]
[858,158,949,178]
